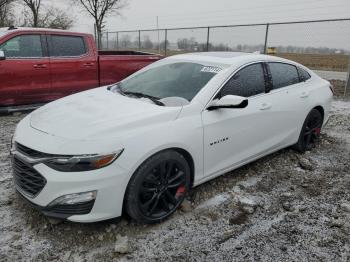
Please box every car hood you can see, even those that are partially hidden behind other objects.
[30,87,182,140]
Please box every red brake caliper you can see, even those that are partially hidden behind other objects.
[175,185,185,198]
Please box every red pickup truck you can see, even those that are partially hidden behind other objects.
[0,27,162,111]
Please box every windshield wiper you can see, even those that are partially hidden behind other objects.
[110,84,164,106]
[122,90,164,106]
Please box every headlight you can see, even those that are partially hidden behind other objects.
[45,149,124,172]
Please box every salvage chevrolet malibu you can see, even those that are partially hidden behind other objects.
[11,52,333,223]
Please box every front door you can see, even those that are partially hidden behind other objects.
[0,34,51,106]
[202,63,277,177]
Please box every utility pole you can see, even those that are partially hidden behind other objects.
[264,23,269,54]
[106,31,109,50]
[345,57,350,96]
[138,30,141,50]
[206,27,210,52]
[164,29,167,56]
[157,16,160,53]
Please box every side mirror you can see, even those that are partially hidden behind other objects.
[207,95,248,111]
[0,50,5,61]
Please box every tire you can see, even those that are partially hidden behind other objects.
[125,150,191,224]
[293,109,323,152]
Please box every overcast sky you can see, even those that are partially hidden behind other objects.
[40,0,350,49]
[48,0,349,32]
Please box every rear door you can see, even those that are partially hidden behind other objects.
[47,34,98,98]
[0,33,51,106]
[266,62,308,143]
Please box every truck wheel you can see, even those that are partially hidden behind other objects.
[293,109,323,152]
[125,150,190,224]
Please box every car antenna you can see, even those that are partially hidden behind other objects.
[8,25,17,30]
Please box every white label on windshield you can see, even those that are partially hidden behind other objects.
[201,66,222,74]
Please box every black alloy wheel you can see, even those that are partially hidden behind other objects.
[125,150,190,224]
[293,109,323,152]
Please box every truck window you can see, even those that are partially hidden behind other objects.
[0,35,43,58]
[49,35,86,57]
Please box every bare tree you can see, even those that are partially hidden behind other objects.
[177,37,198,51]
[22,0,41,27]
[20,1,74,30]
[120,34,131,48]
[0,0,10,7]
[0,0,14,27]
[39,7,73,29]
[142,35,153,50]
[75,0,127,48]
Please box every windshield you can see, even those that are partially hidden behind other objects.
[119,62,223,102]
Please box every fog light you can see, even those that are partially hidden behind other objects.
[48,191,97,206]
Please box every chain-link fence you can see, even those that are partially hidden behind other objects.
[101,18,350,96]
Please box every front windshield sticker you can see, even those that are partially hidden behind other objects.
[200,66,222,74]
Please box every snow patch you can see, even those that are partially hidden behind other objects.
[196,193,229,209]
[237,176,263,188]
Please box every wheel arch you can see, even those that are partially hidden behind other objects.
[121,147,195,215]
[171,147,195,188]
[313,105,325,123]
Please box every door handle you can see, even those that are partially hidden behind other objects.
[260,102,272,110]
[33,64,47,69]
[300,91,309,98]
[83,62,95,67]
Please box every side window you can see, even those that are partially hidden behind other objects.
[220,63,266,98]
[0,35,43,58]
[49,35,86,57]
[298,67,311,81]
[269,63,300,89]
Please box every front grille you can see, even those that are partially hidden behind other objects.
[12,156,47,198]
[15,142,52,158]
[44,200,95,215]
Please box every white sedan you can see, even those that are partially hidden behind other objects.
[11,52,333,223]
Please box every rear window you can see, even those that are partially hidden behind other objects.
[49,35,86,57]
[269,62,300,89]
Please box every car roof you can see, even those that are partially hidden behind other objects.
[167,51,292,66]
[0,27,90,36]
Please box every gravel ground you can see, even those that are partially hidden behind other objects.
[0,99,350,262]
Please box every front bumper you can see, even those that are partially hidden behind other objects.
[12,155,131,223]
[16,190,95,220]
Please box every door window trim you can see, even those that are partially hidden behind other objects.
[297,66,312,82]
[204,61,270,111]
[0,33,48,60]
[47,34,88,59]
